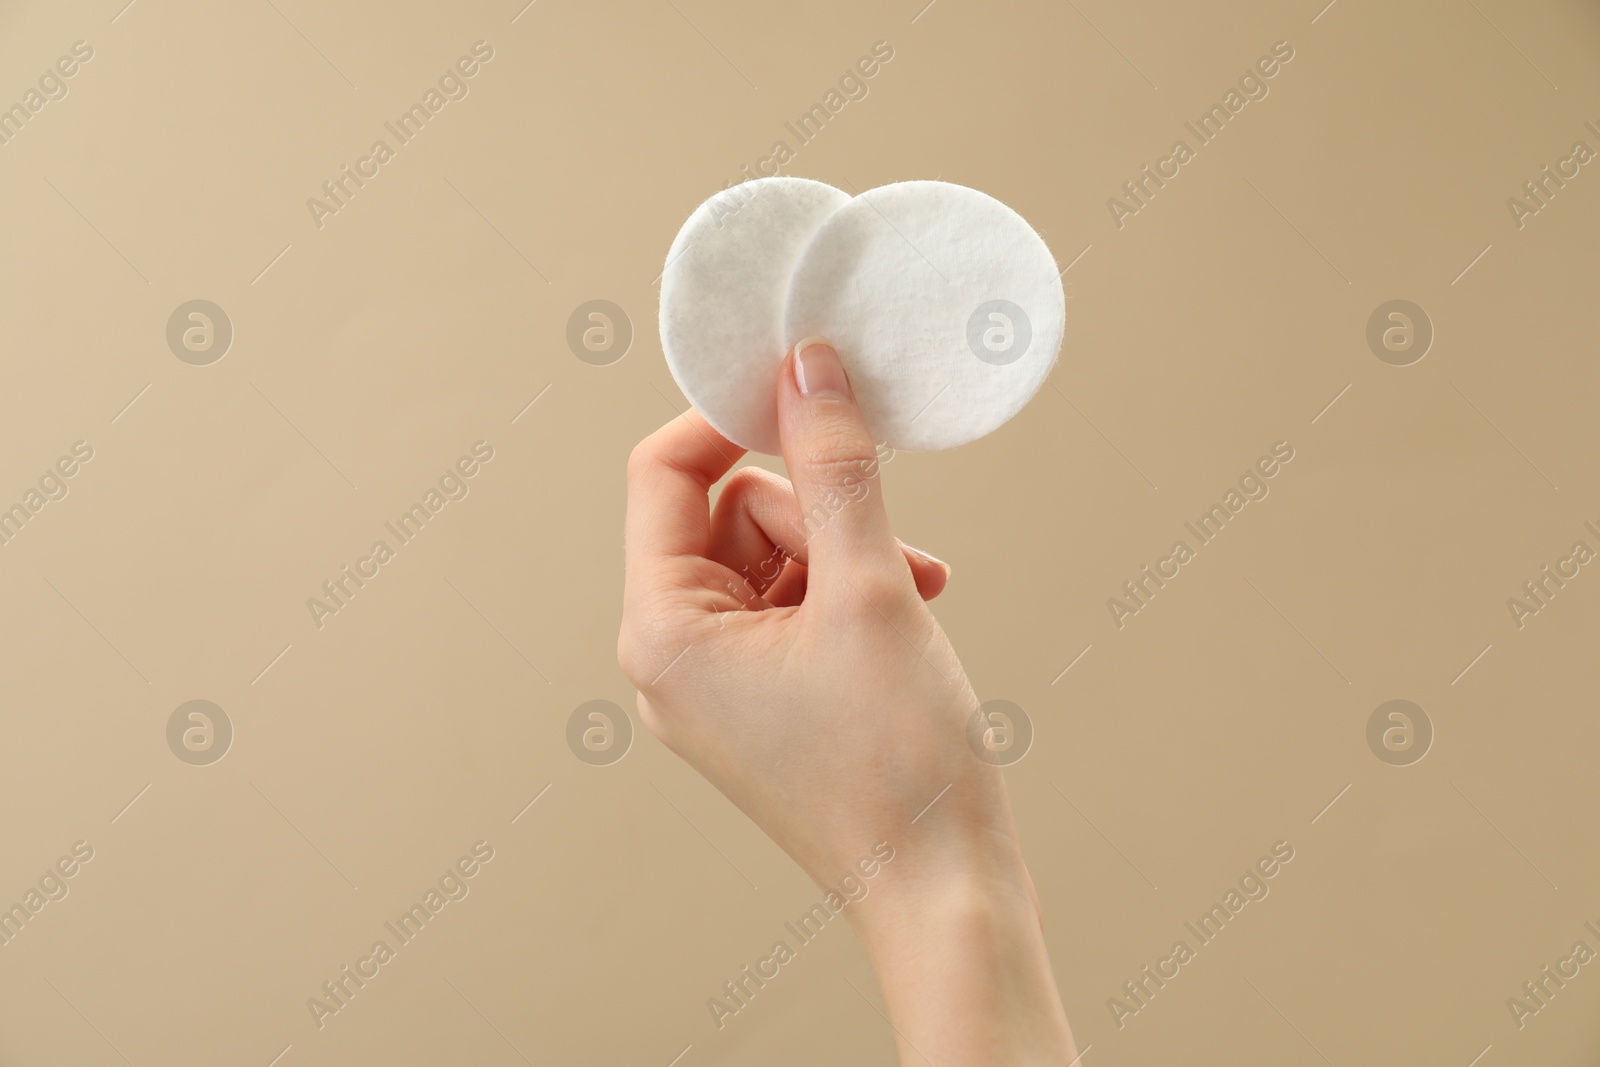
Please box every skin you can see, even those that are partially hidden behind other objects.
[619,339,1078,1064]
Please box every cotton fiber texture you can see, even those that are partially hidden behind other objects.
[659,177,851,456]
[659,177,1065,453]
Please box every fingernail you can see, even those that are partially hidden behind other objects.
[793,337,852,399]
[902,543,951,577]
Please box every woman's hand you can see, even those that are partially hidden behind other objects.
[619,339,1077,1065]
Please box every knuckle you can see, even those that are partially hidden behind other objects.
[615,628,650,688]
[846,566,911,612]
[719,467,797,535]
[818,560,916,626]
[625,440,655,485]
[617,596,698,694]
[634,693,667,740]
[719,465,772,504]
[798,420,876,491]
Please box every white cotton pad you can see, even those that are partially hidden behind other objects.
[783,180,1065,452]
[659,176,852,454]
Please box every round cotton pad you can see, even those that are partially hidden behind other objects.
[783,180,1065,452]
[659,176,851,454]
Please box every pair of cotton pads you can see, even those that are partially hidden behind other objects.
[658,177,1066,454]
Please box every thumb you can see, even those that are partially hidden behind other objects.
[777,337,905,598]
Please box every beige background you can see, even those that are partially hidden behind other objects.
[2,0,1598,1063]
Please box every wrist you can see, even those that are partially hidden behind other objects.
[849,848,1039,968]
[843,777,1036,942]
[845,852,1076,1066]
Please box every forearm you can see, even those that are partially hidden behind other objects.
[850,852,1078,1065]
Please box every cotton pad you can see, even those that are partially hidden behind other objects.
[659,176,851,454]
[657,177,1065,453]
[783,181,1065,452]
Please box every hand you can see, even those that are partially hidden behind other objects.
[619,338,1077,1065]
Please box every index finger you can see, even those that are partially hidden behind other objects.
[624,408,745,574]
